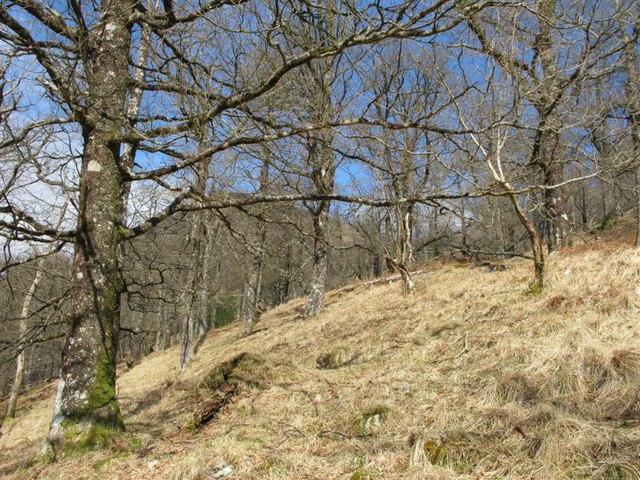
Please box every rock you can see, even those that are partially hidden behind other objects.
[356,406,390,433]
[363,413,383,430]
[209,464,233,479]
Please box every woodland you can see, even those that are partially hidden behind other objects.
[0,0,638,458]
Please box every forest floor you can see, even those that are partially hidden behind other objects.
[2,218,640,479]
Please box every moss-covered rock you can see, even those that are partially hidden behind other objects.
[192,353,272,429]
[200,352,271,391]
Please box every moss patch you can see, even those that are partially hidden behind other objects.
[423,437,448,465]
[350,467,378,480]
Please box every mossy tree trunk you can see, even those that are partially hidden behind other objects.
[47,0,132,454]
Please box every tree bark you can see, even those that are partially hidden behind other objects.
[47,0,132,454]
[304,124,334,319]
[544,158,568,252]
[304,103,334,318]
[429,207,440,257]
[242,245,265,336]
[579,183,588,230]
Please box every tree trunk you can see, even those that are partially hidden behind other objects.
[243,155,269,335]
[280,241,293,303]
[398,261,416,292]
[508,193,545,293]
[47,0,132,454]
[242,243,265,336]
[305,202,330,317]
[393,204,416,293]
[242,223,267,335]
[304,125,334,319]
[429,207,440,257]
[371,251,381,277]
[544,159,568,252]
[301,7,336,317]
[579,183,588,230]
[460,198,470,257]
[535,0,568,253]
[180,211,214,370]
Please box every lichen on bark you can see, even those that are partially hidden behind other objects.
[46,0,133,457]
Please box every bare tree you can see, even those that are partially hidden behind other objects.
[465,0,624,252]
[368,50,441,291]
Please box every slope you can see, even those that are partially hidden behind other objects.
[2,231,640,479]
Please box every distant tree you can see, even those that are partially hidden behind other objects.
[3,201,68,420]
[620,1,640,245]
[241,148,270,336]
[366,48,443,291]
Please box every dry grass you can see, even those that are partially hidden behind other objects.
[2,239,640,479]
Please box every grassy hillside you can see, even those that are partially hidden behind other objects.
[2,224,640,479]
